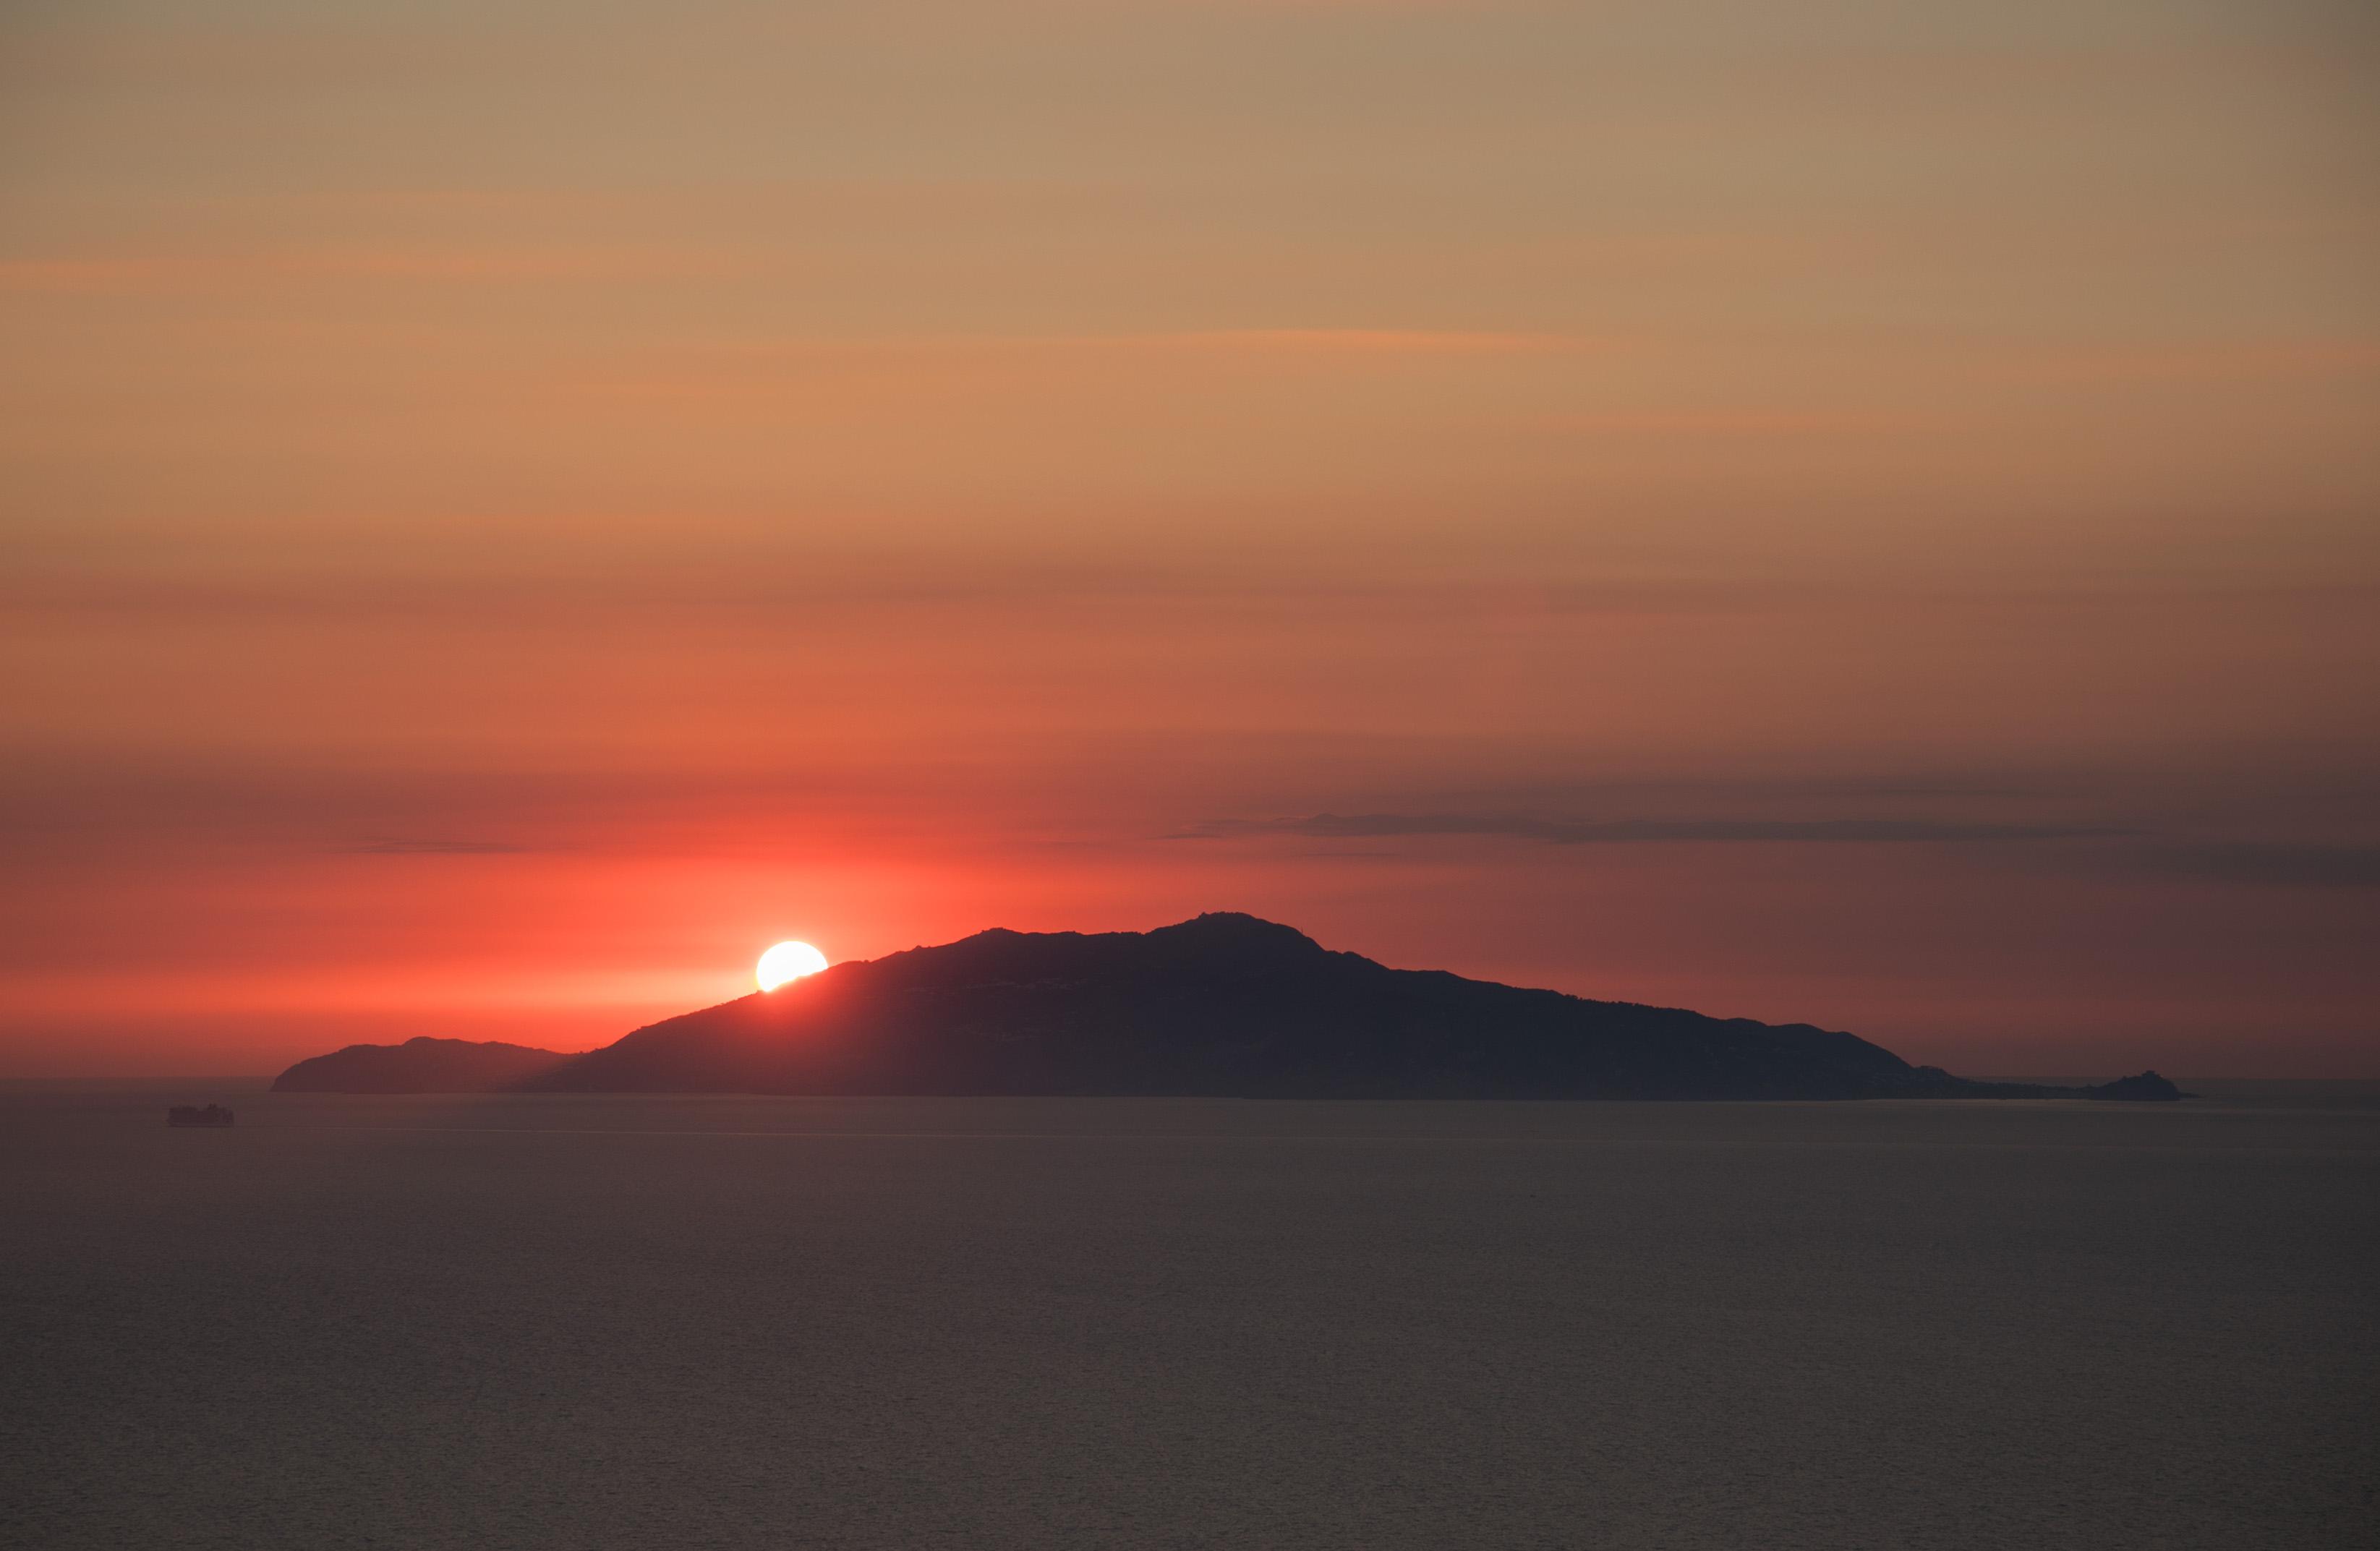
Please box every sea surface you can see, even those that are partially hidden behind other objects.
[3,1083,2373,1550]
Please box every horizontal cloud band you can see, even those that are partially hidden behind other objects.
[1180,813,2123,844]
[1182,815,2380,889]
[342,839,528,855]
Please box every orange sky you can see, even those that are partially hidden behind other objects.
[3,0,2376,1077]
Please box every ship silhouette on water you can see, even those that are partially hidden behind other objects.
[166,1105,234,1128]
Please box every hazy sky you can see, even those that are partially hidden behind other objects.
[4,0,2376,1076]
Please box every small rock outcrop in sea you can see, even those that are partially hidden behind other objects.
[2082,1070,2189,1102]
[166,1104,235,1127]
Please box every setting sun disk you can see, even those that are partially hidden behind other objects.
[756,940,829,991]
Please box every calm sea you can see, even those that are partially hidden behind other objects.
[4,1085,2373,1550]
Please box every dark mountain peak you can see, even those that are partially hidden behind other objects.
[946,913,1318,953]
[863,913,1327,991]
[1148,912,1325,954]
[1142,904,1332,961]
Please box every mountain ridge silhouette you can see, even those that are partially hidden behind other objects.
[271,913,2176,1100]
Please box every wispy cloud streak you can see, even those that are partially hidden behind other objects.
[2138,842,2380,889]
[1179,813,2123,844]
[341,839,528,855]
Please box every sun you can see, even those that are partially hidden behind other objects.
[756,940,829,991]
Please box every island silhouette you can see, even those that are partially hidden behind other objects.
[273,913,2184,1101]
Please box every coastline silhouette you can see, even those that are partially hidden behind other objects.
[274,913,2183,1101]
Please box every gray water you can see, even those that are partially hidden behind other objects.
[3,1085,2373,1550]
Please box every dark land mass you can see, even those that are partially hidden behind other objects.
[273,1036,572,1094]
[272,913,2179,1100]
[2082,1070,2188,1101]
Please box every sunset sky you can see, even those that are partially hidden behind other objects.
[4,0,2375,1077]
